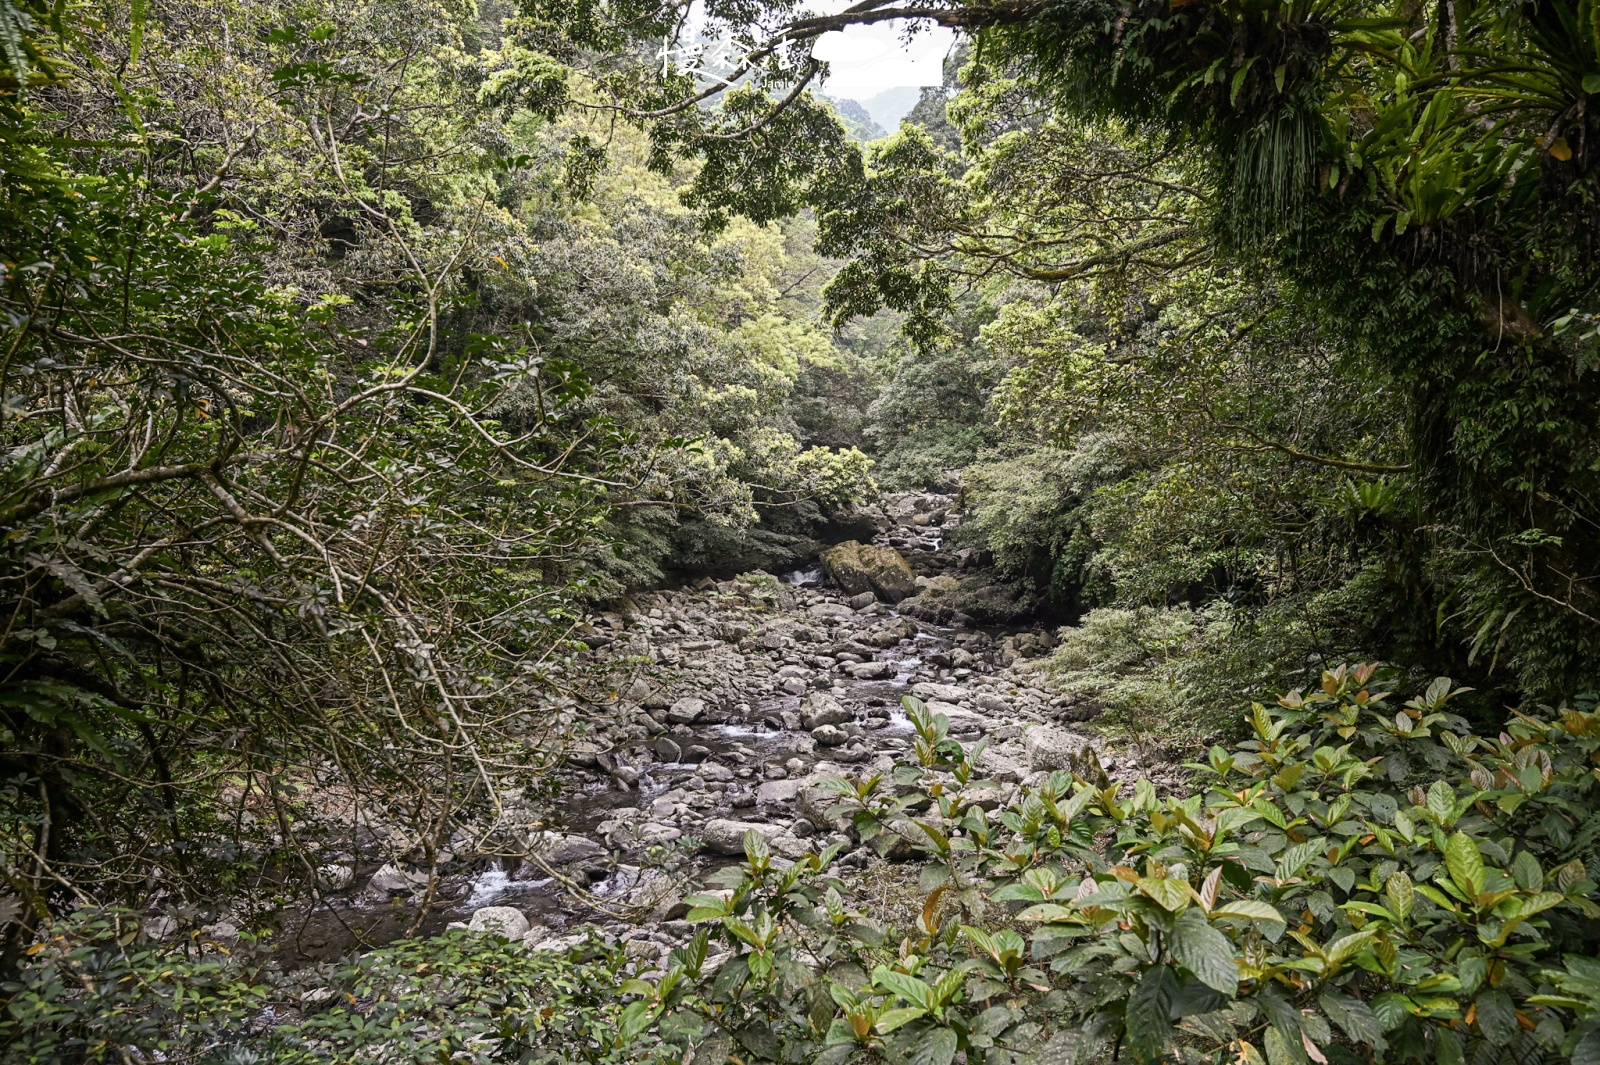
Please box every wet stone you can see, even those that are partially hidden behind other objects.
[667,698,706,723]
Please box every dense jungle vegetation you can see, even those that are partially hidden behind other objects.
[4,0,1600,1061]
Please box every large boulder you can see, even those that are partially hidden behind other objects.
[666,697,706,724]
[468,906,530,939]
[811,723,849,746]
[757,778,803,805]
[976,746,1027,784]
[821,541,919,604]
[1023,726,1107,783]
[701,819,785,856]
[366,863,429,895]
[911,682,968,703]
[800,693,852,730]
[532,832,606,865]
[796,776,847,830]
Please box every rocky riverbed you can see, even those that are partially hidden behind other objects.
[269,493,1185,968]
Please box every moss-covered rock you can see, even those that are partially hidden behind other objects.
[820,540,919,602]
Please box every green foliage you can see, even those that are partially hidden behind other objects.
[621,673,1600,1063]
[538,0,1600,697]
[0,913,669,1063]
[0,0,885,974]
[957,439,1122,610]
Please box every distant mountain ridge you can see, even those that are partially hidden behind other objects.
[850,86,922,134]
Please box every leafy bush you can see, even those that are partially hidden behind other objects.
[956,438,1122,611]
[1,915,670,1064]
[1045,605,1205,732]
[613,671,1600,1064]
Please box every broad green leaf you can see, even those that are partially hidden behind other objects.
[1426,782,1456,824]
[1253,798,1290,829]
[1138,876,1194,912]
[1386,871,1414,920]
[874,967,936,1011]
[1125,964,1178,1063]
[910,1027,959,1065]
[1511,850,1544,891]
[1168,908,1239,993]
[1016,903,1080,922]
[829,981,861,1009]
[1263,1024,1301,1065]
[875,1006,928,1034]
[1573,1028,1600,1065]
[618,1000,656,1042]
[1278,839,1324,881]
[1371,992,1412,1031]
[1435,1028,1464,1065]
[1445,832,1485,897]
[1326,930,1377,967]
[1213,900,1286,924]
[920,863,952,891]
[1473,990,1517,1046]
[1062,783,1099,823]
[1321,989,1383,1045]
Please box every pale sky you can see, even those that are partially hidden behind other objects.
[808,8,955,99]
[679,2,955,101]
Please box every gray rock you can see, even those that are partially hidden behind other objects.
[697,762,735,783]
[469,906,530,939]
[780,677,808,696]
[535,833,606,865]
[527,931,589,953]
[367,863,428,894]
[800,693,852,730]
[638,823,682,844]
[846,661,894,680]
[667,697,707,723]
[770,833,814,860]
[654,736,683,762]
[1023,725,1104,780]
[809,602,854,619]
[797,777,844,830]
[701,819,785,855]
[757,779,803,805]
[976,746,1026,784]
[975,692,1011,714]
[317,863,355,890]
[811,724,849,746]
[912,682,968,703]
[821,541,919,603]
[143,915,179,939]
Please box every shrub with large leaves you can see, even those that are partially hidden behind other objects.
[627,669,1600,1064]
